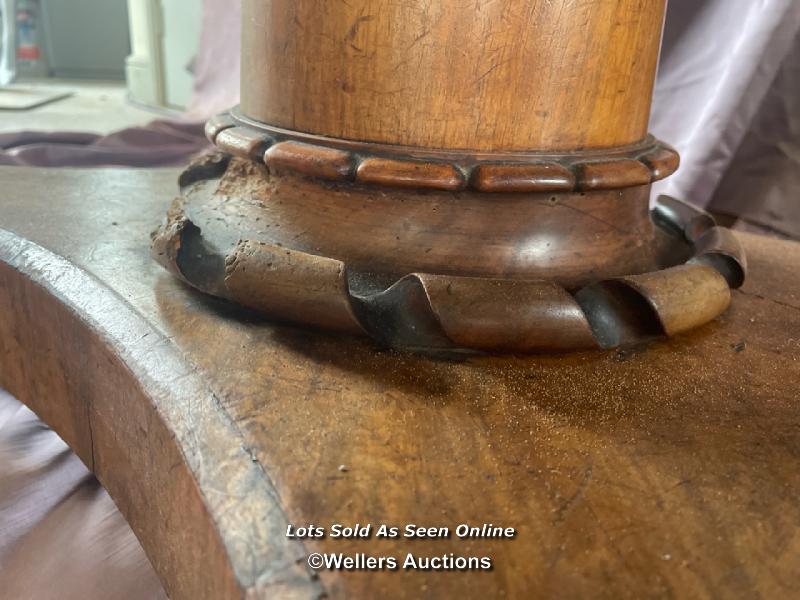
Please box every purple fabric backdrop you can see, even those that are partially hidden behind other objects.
[0,390,167,599]
[650,0,800,238]
[0,119,208,167]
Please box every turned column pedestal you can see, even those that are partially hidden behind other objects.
[152,0,744,353]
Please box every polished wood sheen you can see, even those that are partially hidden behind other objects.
[2,167,800,599]
[204,0,708,351]
[241,0,667,151]
[172,158,671,289]
[152,157,748,353]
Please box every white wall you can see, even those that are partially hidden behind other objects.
[126,0,202,110]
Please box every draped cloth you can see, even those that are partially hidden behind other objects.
[0,390,167,599]
[651,0,800,237]
[0,120,208,167]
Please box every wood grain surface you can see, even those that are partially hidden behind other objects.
[2,166,800,599]
[241,0,667,151]
[173,159,672,291]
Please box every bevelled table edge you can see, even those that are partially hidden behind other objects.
[0,228,324,600]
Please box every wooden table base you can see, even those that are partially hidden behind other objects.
[1,166,800,599]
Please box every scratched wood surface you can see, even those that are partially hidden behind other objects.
[1,166,800,599]
[241,0,666,151]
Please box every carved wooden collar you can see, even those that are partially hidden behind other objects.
[152,154,745,354]
[152,0,745,354]
[208,111,680,194]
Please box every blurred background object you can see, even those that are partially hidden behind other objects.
[0,390,168,600]
[126,0,202,111]
[0,0,205,115]
[651,0,800,239]
[41,0,129,80]
[0,0,17,86]
[707,38,800,240]
[0,0,210,165]
[16,0,47,78]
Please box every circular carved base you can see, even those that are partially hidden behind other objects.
[151,154,746,354]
